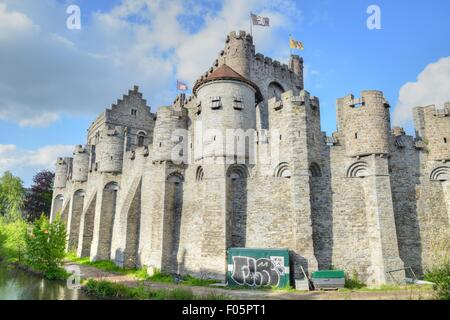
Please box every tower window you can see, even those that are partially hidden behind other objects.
[233,96,244,110]
[211,97,222,109]
[444,137,448,143]
[131,109,137,116]
[355,133,358,139]
[138,135,145,147]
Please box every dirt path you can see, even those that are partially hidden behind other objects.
[64,263,433,300]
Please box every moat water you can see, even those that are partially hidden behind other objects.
[0,264,93,300]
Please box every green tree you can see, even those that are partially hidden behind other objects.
[0,171,25,221]
[25,214,67,279]
[24,170,55,221]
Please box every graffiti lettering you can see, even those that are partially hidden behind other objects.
[231,256,283,287]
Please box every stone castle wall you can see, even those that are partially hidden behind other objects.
[50,31,450,286]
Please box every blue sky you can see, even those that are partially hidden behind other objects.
[0,0,449,185]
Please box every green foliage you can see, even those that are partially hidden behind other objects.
[0,171,25,221]
[0,216,28,262]
[82,279,229,300]
[345,271,365,289]
[424,228,450,300]
[24,170,55,221]
[25,214,68,279]
[66,254,220,287]
[147,269,175,283]
[424,262,450,300]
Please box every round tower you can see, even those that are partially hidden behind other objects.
[54,157,69,188]
[152,106,187,162]
[72,145,90,182]
[414,103,450,161]
[340,90,391,157]
[221,31,255,79]
[98,125,125,173]
[193,64,262,161]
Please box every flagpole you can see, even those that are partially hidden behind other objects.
[250,12,253,36]
[289,34,292,56]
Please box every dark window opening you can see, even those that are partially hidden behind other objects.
[355,133,358,139]
[444,137,448,144]
[131,109,137,116]
[138,135,145,147]
[211,97,222,109]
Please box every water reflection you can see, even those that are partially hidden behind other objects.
[0,265,93,300]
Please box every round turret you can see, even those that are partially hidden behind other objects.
[54,157,69,188]
[220,31,255,79]
[194,64,261,161]
[152,106,187,162]
[72,145,90,182]
[98,126,125,173]
[339,90,391,157]
[414,103,450,161]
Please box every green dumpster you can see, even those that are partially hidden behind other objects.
[227,248,290,288]
[311,270,345,290]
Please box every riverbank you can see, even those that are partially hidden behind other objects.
[64,262,435,300]
[0,263,92,300]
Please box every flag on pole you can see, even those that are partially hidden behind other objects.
[177,80,188,91]
[251,13,270,27]
[289,37,304,50]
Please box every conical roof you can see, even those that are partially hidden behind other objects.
[193,64,263,102]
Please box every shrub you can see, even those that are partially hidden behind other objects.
[424,262,450,300]
[0,217,28,263]
[424,228,450,300]
[25,214,67,279]
[345,271,365,289]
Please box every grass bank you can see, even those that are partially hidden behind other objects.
[66,252,219,287]
[82,279,230,300]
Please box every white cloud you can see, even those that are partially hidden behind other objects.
[18,112,60,128]
[393,56,450,126]
[0,0,302,127]
[0,3,39,40]
[0,144,73,185]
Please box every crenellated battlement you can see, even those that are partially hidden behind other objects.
[414,101,450,161]
[226,30,253,43]
[337,91,391,157]
[268,90,319,113]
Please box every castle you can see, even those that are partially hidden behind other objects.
[51,31,450,286]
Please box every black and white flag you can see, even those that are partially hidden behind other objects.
[251,13,270,27]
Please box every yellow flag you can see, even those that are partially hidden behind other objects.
[290,37,304,50]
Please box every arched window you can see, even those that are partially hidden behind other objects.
[430,166,450,181]
[274,162,291,178]
[309,163,322,177]
[196,166,204,182]
[137,131,147,147]
[268,82,284,100]
[347,161,370,178]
